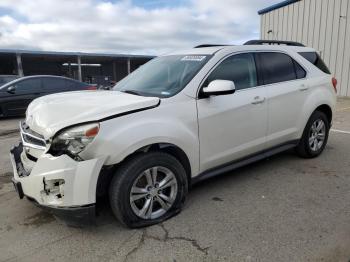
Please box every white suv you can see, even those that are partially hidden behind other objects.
[10,40,337,228]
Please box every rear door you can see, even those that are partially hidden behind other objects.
[257,52,308,148]
[0,78,43,116]
[197,53,268,172]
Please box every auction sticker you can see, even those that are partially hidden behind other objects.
[181,55,207,61]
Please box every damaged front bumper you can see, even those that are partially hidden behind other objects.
[29,198,96,226]
[10,143,106,226]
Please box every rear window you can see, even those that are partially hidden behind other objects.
[75,81,90,89]
[65,79,90,90]
[298,52,331,74]
[65,79,77,89]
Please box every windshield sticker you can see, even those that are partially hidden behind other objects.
[161,91,170,95]
[181,55,206,62]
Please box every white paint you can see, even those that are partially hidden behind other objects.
[331,129,350,134]
[11,45,336,208]
[25,91,160,139]
[336,106,350,112]
[260,0,350,97]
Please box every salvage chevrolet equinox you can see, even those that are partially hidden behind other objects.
[10,40,337,228]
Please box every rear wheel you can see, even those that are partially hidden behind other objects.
[296,111,330,158]
[109,152,188,228]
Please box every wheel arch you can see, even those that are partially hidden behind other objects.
[136,143,192,185]
[315,104,332,124]
[96,143,193,199]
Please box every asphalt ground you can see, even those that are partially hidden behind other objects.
[0,98,350,262]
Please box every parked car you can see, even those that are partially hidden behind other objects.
[0,75,19,86]
[10,40,337,228]
[0,75,96,117]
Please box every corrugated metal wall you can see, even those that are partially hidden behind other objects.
[260,0,350,97]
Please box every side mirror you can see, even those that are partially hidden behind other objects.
[7,86,16,94]
[202,80,235,97]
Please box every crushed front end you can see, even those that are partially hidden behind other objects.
[10,121,105,226]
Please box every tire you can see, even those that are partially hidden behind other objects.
[296,110,330,158]
[109,151,188,228]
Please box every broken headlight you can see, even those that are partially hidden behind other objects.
[51,123,99,155]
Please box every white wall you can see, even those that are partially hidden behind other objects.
[261,0,350,97]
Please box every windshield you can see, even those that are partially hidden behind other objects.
[113,55,211,97]
[0,76,19,87]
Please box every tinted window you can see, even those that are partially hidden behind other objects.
[205,53,257,90]
[65,79,90,90]
[15,79,42,93]
[74,81,89,89]
[298,52,331,74]
[42,78,66,92]
[258,52,305,85]
[0,76,19,86]
[65,79,78,90]
[294,61,307,79]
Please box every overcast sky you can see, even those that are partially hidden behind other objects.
[0,0,278,55]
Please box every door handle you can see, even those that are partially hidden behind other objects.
[251,96,266,105]
[299,84,309,91]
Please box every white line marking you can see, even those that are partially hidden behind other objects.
[331,129,350,134]
[336,106,350,112]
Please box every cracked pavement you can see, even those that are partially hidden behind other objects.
[122,223,210,262]
[0,99,350,261]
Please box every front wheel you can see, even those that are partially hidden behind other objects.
[296,111,330,158]
[109,152,188,228]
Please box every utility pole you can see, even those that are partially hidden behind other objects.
[16,53,24,77]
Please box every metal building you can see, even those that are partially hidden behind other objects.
[0,49,154,87]
[259,0,350,97]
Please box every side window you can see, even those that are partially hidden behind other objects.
[258,52,305,85]
[294,61,306,79]
[298,51,331,74]
[204,53,257,90]
[15,79,42,93]
[42,78,66,92]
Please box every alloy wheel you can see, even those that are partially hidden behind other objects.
[308,119,326,152]
[129,166,178,220]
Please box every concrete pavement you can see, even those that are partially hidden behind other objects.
[0,98,350,262]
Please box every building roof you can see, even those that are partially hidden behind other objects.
[258,0,301,15]
[0,48,155,59]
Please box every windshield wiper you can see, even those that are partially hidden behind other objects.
[121,90,142,96]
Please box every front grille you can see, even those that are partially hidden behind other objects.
[22,133,46,147]
[20,121,46,150]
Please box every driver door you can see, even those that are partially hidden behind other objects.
[197,53,268,172]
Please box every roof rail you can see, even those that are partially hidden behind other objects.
[194,44,230,48]
[244,40,305,47]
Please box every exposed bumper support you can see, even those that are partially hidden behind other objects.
[10,142,106,226]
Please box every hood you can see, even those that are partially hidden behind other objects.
[25,91,160,139]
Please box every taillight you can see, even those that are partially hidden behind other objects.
[332,77,337,93]
[86,85,97,90]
